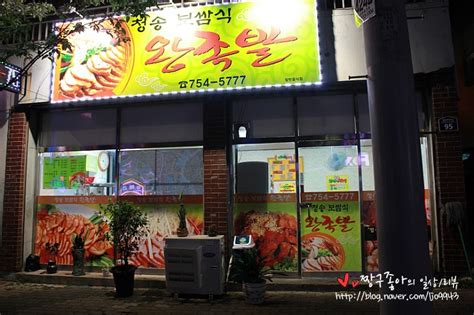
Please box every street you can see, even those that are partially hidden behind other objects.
[0,280,473,314]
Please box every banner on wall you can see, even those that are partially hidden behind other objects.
[234,193,298,272]
[301,192,361,272]
[51,0,319,102]
[35,195,204,269]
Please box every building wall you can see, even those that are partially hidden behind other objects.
[0,91,16,247]
[332,1,454,81]
[0,112,29,272]
[431,81,468,274]
[0,1,467,274]
[17,1,455,105]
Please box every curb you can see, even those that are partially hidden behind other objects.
[5,271,367,292]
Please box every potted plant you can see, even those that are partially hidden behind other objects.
[45,242,59,274]
[176,193,188,237]
[100,199,148,297]
[71,234,86,276]
[228,247,284,304]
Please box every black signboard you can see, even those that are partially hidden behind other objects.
[0,61,22,93]
[438,116,459,132]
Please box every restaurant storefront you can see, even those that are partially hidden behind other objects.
[30,87,435,276]
[0,0,467,276]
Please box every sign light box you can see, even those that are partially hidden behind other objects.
[51,0,320,103]
[0,61,22,93]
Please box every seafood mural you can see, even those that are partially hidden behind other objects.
[234,194,298,272]
[35,202,113,266]
[34,196,204,269]
[126,200,204,268]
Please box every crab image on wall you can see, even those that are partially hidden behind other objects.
[234,210,298,271]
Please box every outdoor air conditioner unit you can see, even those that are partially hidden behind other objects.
[164,235,225,297]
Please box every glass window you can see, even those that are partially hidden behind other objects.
[298,145,362,273]
[299,145,360,192]
[233,143,298,272]
[121,103,203,145]
[40,109,117,147]
[38,150,116,196]
[233,97,294,138]
[35,150,116,268]
[119,147,203,195]
[298,95,355,136]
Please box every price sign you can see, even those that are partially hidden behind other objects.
[438,116,459,132]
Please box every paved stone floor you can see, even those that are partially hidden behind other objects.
[0,280,473,314]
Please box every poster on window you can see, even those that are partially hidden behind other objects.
[234,193,298,272]
[35,196,114,267]
[35,195,204,269]
[120,195,204,268]
[301,192,361,272]
[42,156,88,189]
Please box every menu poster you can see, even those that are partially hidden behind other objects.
[268,155,303,181]
[301,192,361,272]
[43,156,87,189]
[326,175,349,191]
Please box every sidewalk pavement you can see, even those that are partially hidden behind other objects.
[0,279,473,315]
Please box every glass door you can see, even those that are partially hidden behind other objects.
[233,143,299,273]
[298,144,363,275]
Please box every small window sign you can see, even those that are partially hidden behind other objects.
[0,61,22,93]
[232,235,255,249]
[438,116,459,132]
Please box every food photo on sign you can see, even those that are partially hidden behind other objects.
[300,192,362,273]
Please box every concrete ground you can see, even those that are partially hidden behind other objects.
[0,280,473,315]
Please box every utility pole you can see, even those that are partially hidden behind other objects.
[363,0,432,314]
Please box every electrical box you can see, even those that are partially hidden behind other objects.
[164,235,225,296]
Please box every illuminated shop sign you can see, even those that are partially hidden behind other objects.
[0,61,22,93]
[51,0,320,103]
